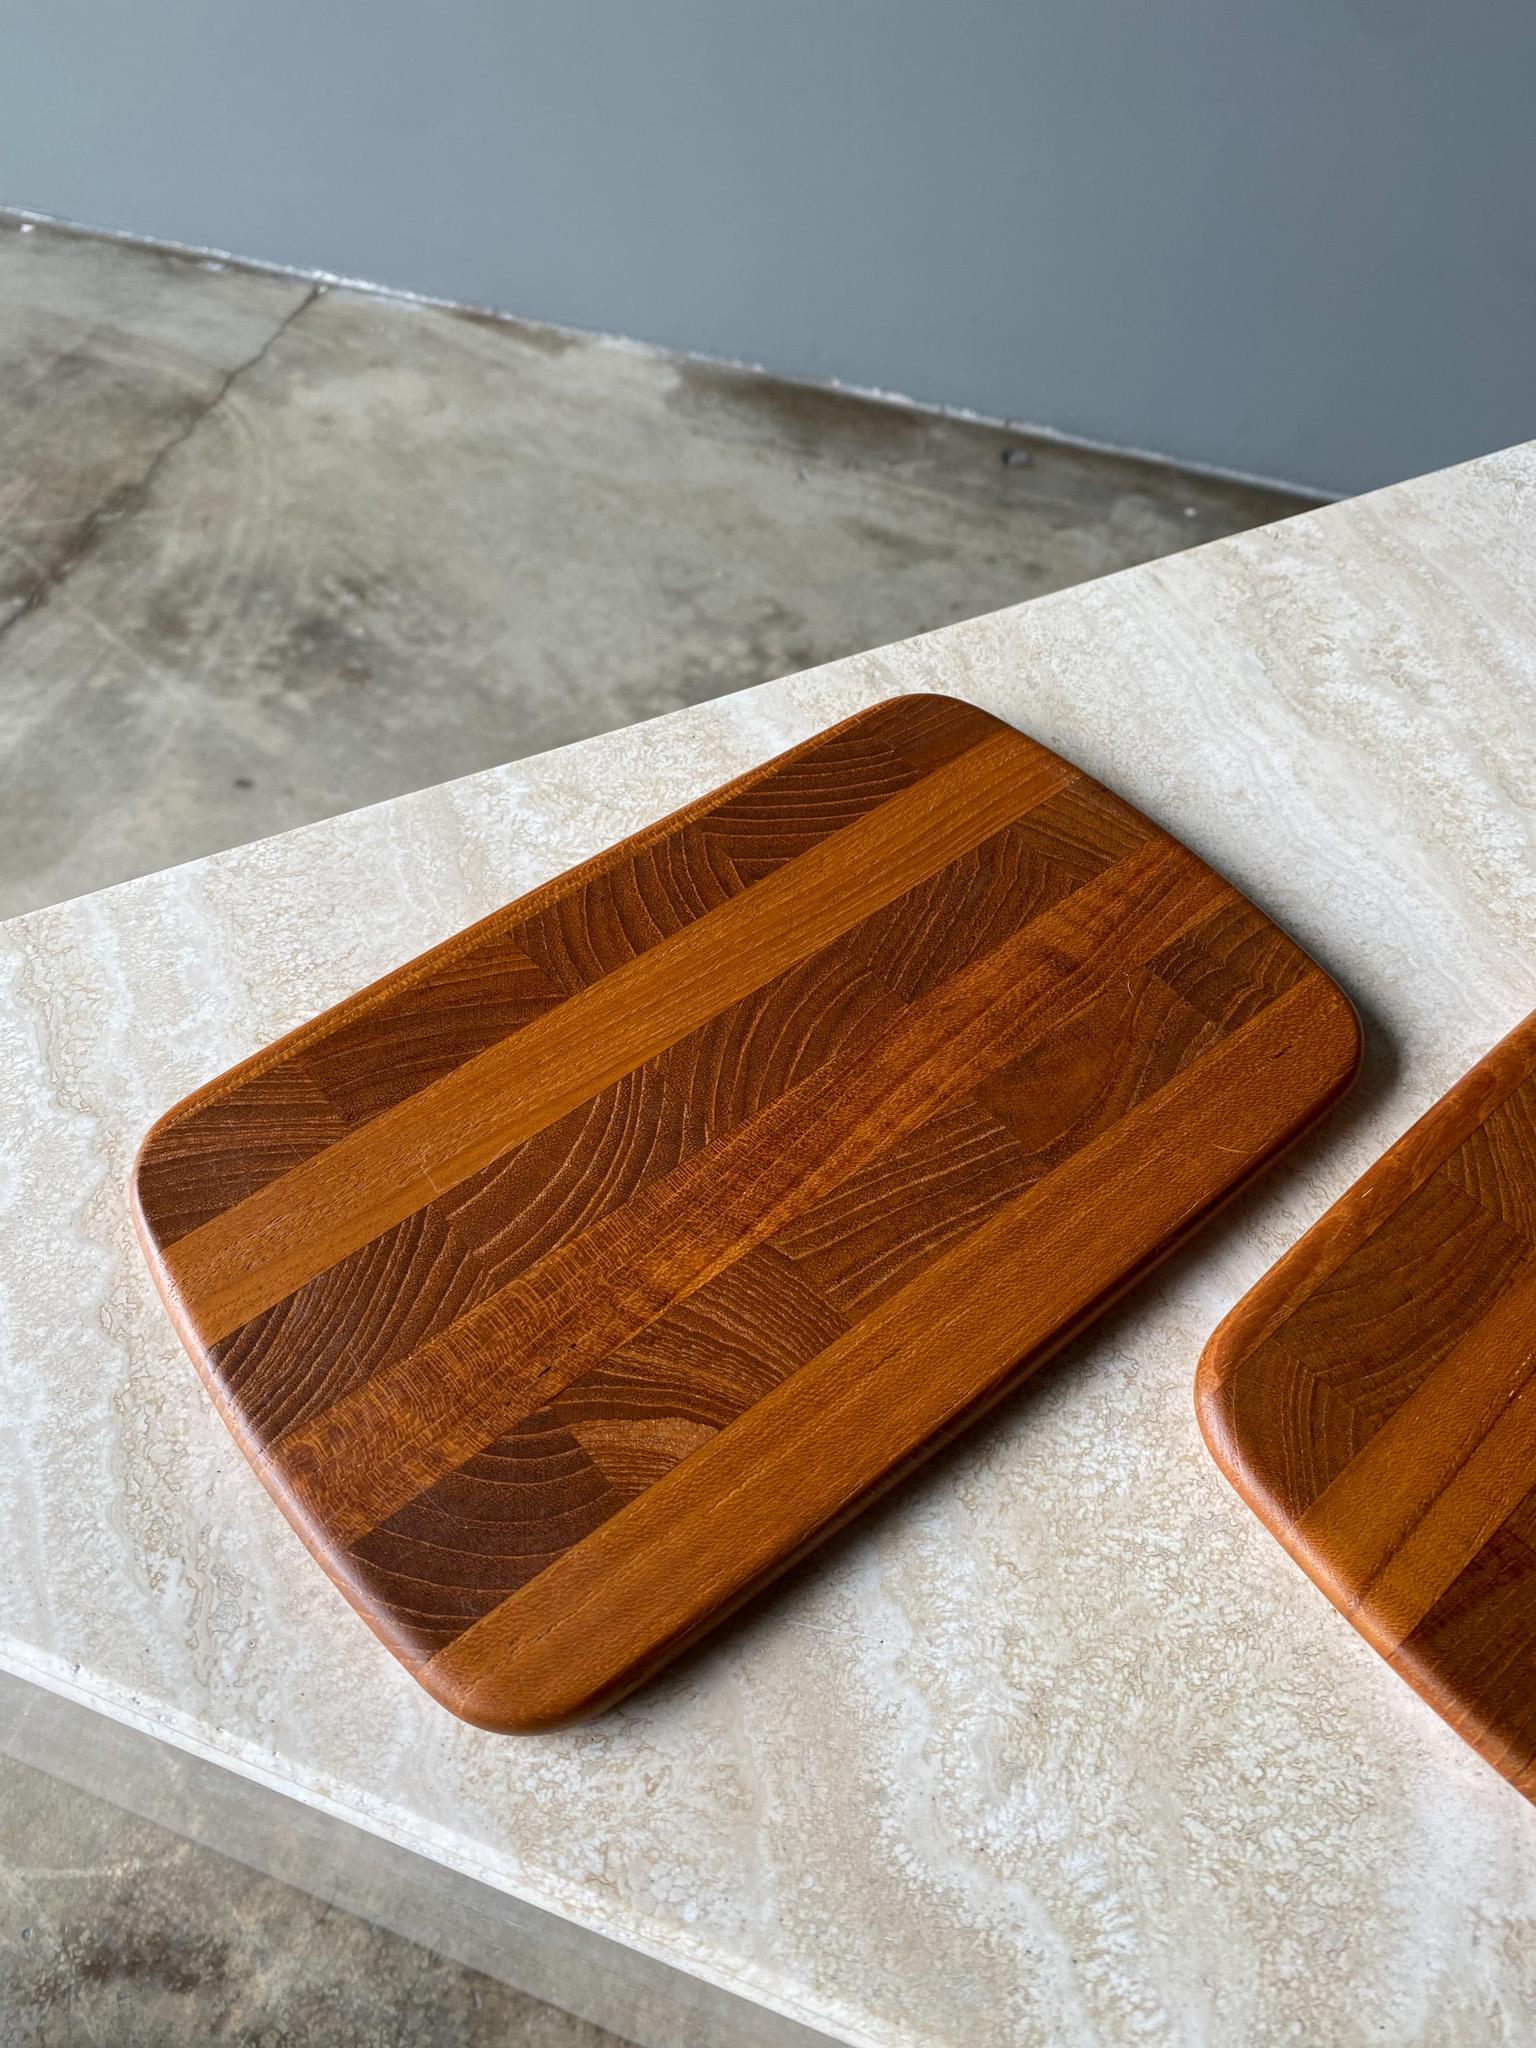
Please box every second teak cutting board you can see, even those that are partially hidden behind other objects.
[1198,1010,1536,1801]
[133,694,1360,1728]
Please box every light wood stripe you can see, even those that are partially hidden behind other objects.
[268,833,1227,1544]
[1292,1262,1536,1650]
[423,973,1353,1725]
[166,731,1069,1343]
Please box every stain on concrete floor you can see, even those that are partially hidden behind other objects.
[0,215,1316,2042]
[0,214,1314,919]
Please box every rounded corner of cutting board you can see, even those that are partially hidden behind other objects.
[1315,975,1365,1096]
[1190,1323,1288,1541]
[1193,965,1362,1453]
[874,687,994,723]
[413,1602,663,1735]
[1191,1318,1241,1459]
[410,1657,583,1736]
[129,1112,191,1330]
[128,1106,172,1242]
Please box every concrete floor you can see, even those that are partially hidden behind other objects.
[0,1751,627,2048]
[0,215,1315,920]
[0,213,1314,2042]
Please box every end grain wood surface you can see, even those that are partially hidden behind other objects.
[133,695,1360,1729]
[1199,1009,1536,1802]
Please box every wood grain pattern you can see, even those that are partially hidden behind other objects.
[1198,1010,1536,1802]
[132,695,1360,1729]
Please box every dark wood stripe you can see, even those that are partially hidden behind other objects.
[1395,1520,1536,1785]
[767,1098,1036,1323]
[134,1061,354,1247]
[857,691,1004,776]
[1445,1071,1536,1238]
[974,969,1219,1176]
[841,782,1144,1002]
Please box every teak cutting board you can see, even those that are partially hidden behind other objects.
[134,694,1360,1730]
[1199,1010,1536,1801]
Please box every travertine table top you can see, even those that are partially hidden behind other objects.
[4,443,1535,2047]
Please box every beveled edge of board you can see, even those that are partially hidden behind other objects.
[1195,1008,1536,1794]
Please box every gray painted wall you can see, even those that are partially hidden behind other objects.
[3,1,1532,494]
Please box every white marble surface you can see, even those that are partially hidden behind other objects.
[3,443,1535,2047]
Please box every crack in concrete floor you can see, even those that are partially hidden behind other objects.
[0,283,322,651]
